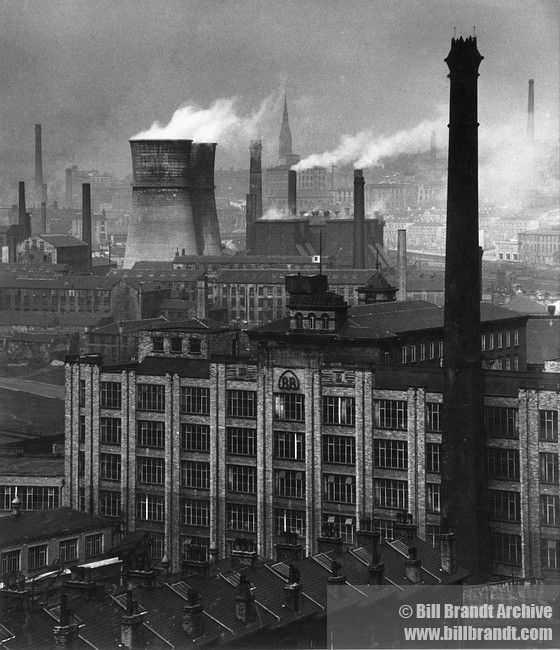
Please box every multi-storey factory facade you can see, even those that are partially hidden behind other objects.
[64,276,560,581]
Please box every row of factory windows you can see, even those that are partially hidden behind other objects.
[0,486,60,511]
[151,335,201,355]
[80,383,559,441]
[90,491,560,572]
[0,534,104,575]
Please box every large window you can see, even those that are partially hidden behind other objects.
[0,486,60,511]
[28,544,48,570]
[323,474,355,504]
[100,382,121,409]
[374,400,407,430]
[322,396,355,426]
[85,533,103,558]
[322,514,355,543]
[541,495,560,526]
[273,393,305,422]
[484,406,518,438]
[136,494,164,521]
[426,443,441,473]
[180,536,209,563]
[487,448,519,481]
[100,417,121,445]
[490,532,521,566]
[59,538,78,563]
[181,461,210,489]
[226,390,257,418]
[427,524,440,549]
[426,483,441,513]
[541,539,560,570]
[227,465,256,493]
[274,431,305,460]
[425,403,442,432]
[181,387,210,415]
[539,410,559,442]
[137,457,165,485]
[137,420,165,448]
[540,453,559,484]
[488,489,520,522]
[99,490,121,517]
[323,435,355,465]
[227,503,256,532]
[227,427,256,456]
[275,508,305,536]
[137,384,165,412]
[274,470,305,498]
[181,499,209,527]
[1,550,21,575]
[374,439,407,469]
[79,379,86,407]
[100,453,121,481]
[374,479,408,509]
[181,424,210,452]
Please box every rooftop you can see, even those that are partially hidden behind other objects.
[38,234,88,248]
[0,455,64,477]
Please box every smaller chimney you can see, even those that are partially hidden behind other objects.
[53,593,80,648]
[327,559,346,586]
[397,230,407,300]
[18,181,30,237]
[393,511,417,541]
[318,520,343,555]
[547,305,556,317]
[65,168,73,207]
[404,547,422,584]
[182,589,205,639]
[440,519,457,574]
[353,169,365,268]
[283,564,303,612]
[82,183,92,271]
[234,574,256,624]
[275,530,304,562]
[288,169,297,216]
[120,589,146,649]
[527,79,535,141]
[40,202,47,234]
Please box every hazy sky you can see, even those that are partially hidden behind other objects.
[0,0,558,187]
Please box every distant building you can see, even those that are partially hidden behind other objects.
[0,456,65,513]
[494,239,520,262]
[16,233,90,273]
[518,229,560,265]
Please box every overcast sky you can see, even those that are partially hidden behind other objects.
[0,0,558,187]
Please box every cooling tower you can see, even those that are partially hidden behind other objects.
[188,142,222,255]
[124,139,222,268]
[124,140,198,268]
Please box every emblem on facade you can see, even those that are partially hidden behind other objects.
[278,370,300,391]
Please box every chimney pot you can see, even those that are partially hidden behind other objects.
[405,546,422,584]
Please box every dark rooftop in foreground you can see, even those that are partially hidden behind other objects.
[0,455,64,477]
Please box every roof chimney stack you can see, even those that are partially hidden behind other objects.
[353,169,365,268]
[40,202,47,234]
[527,79,535,141]
[234,574,256,624]
[283,564,303,612]
[182,589,205,639]
[120,589,146,649]
[404,547,422,584]
[82,183,92,272]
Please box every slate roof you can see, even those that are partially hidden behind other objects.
[0,456,64,478]
[133,357,211,378]
[38,234,87,248]
[142,317,225,333]
[0,276,121,290]
[0,311,108,328]
[0,508,111,547]
[88,316,168,337]
[3,606,91,650]
[506,294,549,314]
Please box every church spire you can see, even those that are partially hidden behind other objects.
[279,93,293,162]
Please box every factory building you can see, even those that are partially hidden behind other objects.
[518,228,560,266]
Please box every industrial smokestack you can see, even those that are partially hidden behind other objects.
[249,140,262,221]
[18,181,30,238]
[397,229,407,300]
[65,168,73,207]
[35,124,43,204]
[124,140,198,268]
[442,36,488,580]
[82,183,92,271]
[288,169,297,216]
[40,202,47,234]
[352,169,365,268]
[527,79,535,141]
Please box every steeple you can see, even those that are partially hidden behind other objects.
[279,94,293,162]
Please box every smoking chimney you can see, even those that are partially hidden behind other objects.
[352,169,365,268]
[442,36,489,580]
[40,202,47,234]
[35,124,43,205]
[288,169,297,216]
[397,229,407,300]
[82,183,92,271]
[18,181,30,238]
[124,140,222,268]
[246,140,262,253]
[65,168,73,207]
[527,79,535,141]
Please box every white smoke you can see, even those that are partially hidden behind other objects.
[293,106,448,171]
[260,207,288,220]
[131,96,275,146]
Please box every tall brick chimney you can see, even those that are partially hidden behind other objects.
[246,140,262,253]
[442,35,489,580]
[35,124,43,205]
[18,181,30,239]
[40,202,47,234]
[65,168,73,207]
[352,169,365,268]
[288,169,297,216]
[82,183,92,271]
[397,229,407,300]
[527,79,535,141]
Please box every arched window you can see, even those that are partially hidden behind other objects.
[308,313,316,329]
[294,312,303,329]
[321,313,330,330]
